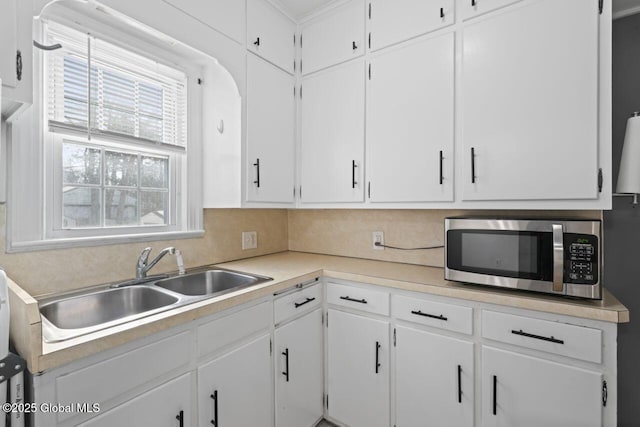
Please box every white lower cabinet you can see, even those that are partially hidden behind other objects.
[482,346,603,427]
[395,326,474,427]
[274,308,324,427]
[77,373,192,427]
[197,334,273,427]
[327,308,390,427]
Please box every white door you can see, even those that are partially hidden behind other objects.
[368,0,454,51]
[368,32,454,202]
[247,0,296,73]
[198,334,273,427]
[461,0,599,201]
[0,0,17,88]
[300,0,365,75]
[395,326,474,427]
[162,0,245,43]
[274,309,324,427]
[482,346,603,427]
[78,373,192,427]
[246,53,295,203]
[300,60,365,203]
[327,309,389,427]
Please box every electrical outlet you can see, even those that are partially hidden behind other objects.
[242,231,257,250]
[372,231,384,250]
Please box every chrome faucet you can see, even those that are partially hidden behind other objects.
[136,247,186,279]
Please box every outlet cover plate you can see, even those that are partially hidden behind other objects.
[242,231,257,250]
[372,231,384,250]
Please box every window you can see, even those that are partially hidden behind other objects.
[6,14,206,251]
[41,21,192,239]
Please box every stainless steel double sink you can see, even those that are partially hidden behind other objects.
[39,268,272,343]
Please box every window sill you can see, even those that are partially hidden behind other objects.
[6,230,205,253]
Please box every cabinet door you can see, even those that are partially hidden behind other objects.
[301,0,365,75]
[395,326,474,427]
[369,0,454,51]
[78,373,192,427]
[247,0,296,74]
[274,309,324,427]
[300,60,365,203]
[460,0,523,20]
[368,33,454,202]
[482,346,602,427]
[0,0,17,88]
[461,0,599,201]
[163,0,245,43]
[198,334,272,427]
[327,309,389,427]
[246,54,295,203]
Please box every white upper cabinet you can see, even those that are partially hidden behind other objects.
[246,53,296,203]
[368,0,455,51]
[247,0,296,74]
[300,0,365,75]
[300,60,365,203]
[368,32,454,202]
[1,0,32,106]
[163,0,245,43]
[459,0,523,20]
[461,0,599,201]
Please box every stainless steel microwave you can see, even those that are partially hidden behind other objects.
[445,218,601,299]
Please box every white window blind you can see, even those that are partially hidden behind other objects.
[45,21,188,148]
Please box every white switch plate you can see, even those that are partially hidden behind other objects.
[242,231,257,250]
[372,231,384,250]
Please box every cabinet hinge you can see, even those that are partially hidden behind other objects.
[294,60,296,72]
[598,168,603,193]
[602,380,608,407]
[368,181,371,199]
[270,339,272,355]
[599,0,604,14]
[294,33,296,45]
[300,185,303,199]
[300,33,303,47]
[368,32,371,49]
[368,63,371,80]
[300,60,303,74]
[293,186,296,198]
[393,328,396,347]
[368,3,372,19]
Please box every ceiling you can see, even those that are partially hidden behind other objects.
[274,0,640,20]
[274,0,338,20]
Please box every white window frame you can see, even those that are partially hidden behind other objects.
[6,7,205,252]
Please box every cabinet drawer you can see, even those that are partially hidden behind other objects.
[198,301,272,358]
[393,295,473,335]
[274,283,322,324]
[56,331,191,422]
[327,282,389,316]
[482,310,602,363]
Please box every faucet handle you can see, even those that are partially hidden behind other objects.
[138,247,153,267]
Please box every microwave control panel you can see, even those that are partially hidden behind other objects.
[564,233,598,284]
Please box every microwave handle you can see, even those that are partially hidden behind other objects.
[552,224,564,293]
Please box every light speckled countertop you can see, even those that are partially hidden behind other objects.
[8,251,629,373]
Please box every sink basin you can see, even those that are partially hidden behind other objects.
[40,286,179,330]
[154,269,272,296]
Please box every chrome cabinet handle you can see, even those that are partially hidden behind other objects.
[552,224,564,292]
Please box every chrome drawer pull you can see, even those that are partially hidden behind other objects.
[511,329,564,345]
[411,310,448,321]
